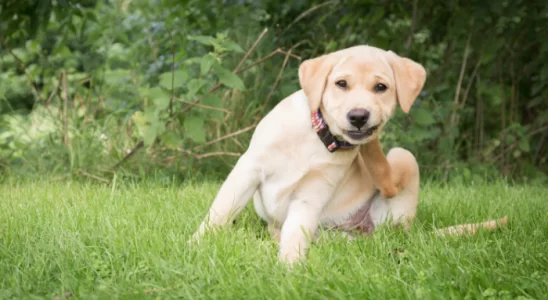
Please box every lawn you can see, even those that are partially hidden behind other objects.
[0,179,546,299]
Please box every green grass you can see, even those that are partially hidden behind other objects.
[0,179,547,299]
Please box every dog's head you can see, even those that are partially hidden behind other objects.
[298,45,426,145]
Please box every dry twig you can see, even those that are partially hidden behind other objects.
[263,49,292,112]
[62,72,70,146]
[75,170,110,184]
[450,33,472,126]
[174,97,230,113]
[435,216,508,237]
[192,124,257,151]
[0,35,41,100]
[489,125,548,163]
[195,151,242,159]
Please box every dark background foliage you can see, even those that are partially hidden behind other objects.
[1,0,546,184]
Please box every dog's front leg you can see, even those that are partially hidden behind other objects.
[192,154,260,240]
[360,137,399,198]
[278,173,335,265]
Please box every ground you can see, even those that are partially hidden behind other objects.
[0,179,546,299]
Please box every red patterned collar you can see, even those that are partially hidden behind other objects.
[311,109,357,153]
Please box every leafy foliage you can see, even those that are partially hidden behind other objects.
[0,0,546,183]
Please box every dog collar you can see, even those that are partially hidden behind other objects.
[311,109,357,153]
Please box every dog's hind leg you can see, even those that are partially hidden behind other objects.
[369,147,420,230]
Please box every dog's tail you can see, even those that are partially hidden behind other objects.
[433,216,508,237]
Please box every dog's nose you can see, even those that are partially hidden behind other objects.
[347,108,370,129]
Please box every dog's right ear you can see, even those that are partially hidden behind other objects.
[298,54,339,112]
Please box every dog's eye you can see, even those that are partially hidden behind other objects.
[375,83,387,93]
[335,80,347,89]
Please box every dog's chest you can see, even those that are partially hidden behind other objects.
[256,146,356,223]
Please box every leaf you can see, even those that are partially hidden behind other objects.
[184,116,206,144]
[175,49,187,61]
[410,107,435,125]
[369,8,385,24]
[53,44,71,56]
[161,131,181,149]
[408,126,432,141]
[201,94,222,108]
[85,11,98,23]
[188,35,217,46]
[147,87,170,110]
[212,63,245,91]
[200,53,216,75]
[221,40,244,53]
[159,70,188,90]
[187,79,207,96]
[25,40,41,53]
[131,111,146,137]
[183,56,203,65]
[280,84,299,97]
[482,288,497,297]
[132,109,163,146]
[202,94,224,120]
[142,107,165,147]
[519,138,530,152]
[143,126,160,147]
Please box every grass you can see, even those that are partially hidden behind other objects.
[0,179,546,299]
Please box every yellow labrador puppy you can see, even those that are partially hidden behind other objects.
[191,45,426,265]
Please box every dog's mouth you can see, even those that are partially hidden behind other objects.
[343,125,379,141]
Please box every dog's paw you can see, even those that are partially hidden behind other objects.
[187,223,209,245]
[186,232,202,245]
[278,248,305,269]
[380,184,399,199]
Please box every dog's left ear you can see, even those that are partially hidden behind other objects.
[386,51,427,114]
[298,53,340,112]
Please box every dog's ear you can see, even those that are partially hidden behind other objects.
[298,54,339,111]
[386,51,427,114]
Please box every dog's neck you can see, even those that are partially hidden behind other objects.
[311,108,357,153]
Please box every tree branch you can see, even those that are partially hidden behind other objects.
[0,35,41,100]
[263,49,292,112]
[192,124,257,152]
[62,72,69,146]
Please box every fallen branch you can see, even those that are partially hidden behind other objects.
[75,170,110,184]
[435,216,508,237]
[195,151,242,159]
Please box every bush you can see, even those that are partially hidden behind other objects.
[0,0,546,184]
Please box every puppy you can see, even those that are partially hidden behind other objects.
[191,45,427,265]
